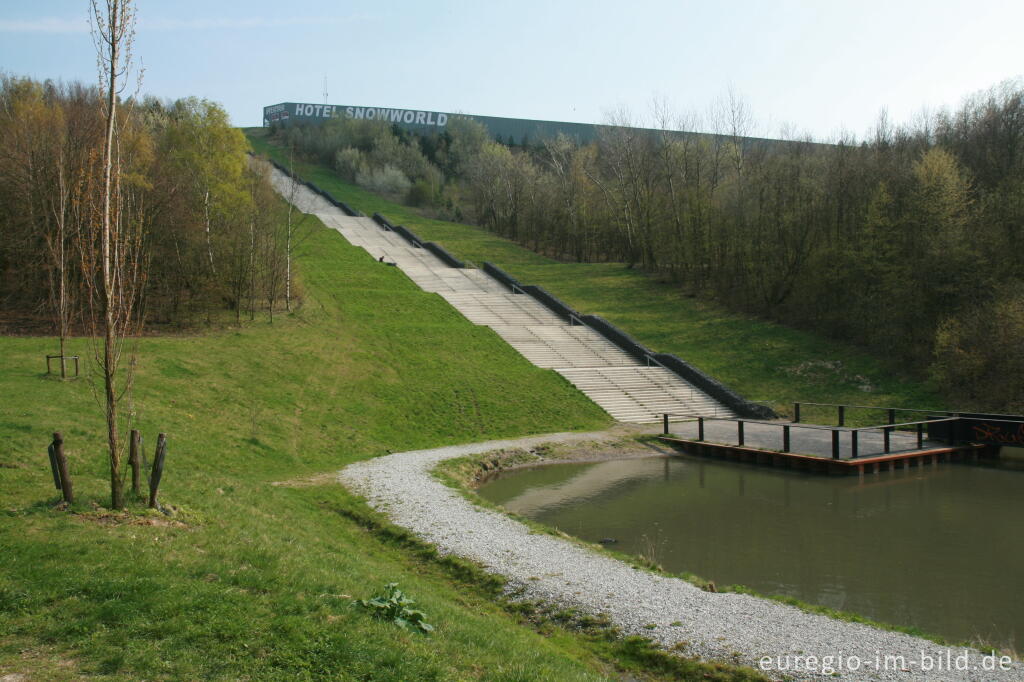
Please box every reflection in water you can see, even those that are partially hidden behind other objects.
[479,456,1024,649]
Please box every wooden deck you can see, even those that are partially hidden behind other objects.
[657,436,996,475]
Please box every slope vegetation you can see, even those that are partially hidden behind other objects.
[1,204,683,678]
[247,129,939,423]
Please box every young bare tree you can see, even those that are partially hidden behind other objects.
[87,0,145,509]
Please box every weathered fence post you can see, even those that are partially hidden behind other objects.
[148,433,167,509]
[129,429,142,497]
[52,432,73,504]
[46,442,62,491]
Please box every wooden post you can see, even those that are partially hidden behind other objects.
[129,429,142,497]
[793,403,801,423]
[46,442,62,490]
[148,433,167,509]
[52,432,73,504]
[782,424,790,452]
[663,413,669,435]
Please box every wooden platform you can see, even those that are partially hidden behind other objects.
[657,436,995,475]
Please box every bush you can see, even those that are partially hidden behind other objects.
[406,178,434,207]
[357,165,412,196]
[334,147,364,183]
[932,286,1024,413]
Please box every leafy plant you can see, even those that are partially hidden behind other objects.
[354,583,434,634]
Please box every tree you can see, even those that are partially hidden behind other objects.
[88,0,145,509]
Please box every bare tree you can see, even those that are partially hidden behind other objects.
[87,0,144,509]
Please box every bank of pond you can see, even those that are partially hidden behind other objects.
[477,452,1023,651]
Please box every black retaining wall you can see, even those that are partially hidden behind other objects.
[423,242,464,268]
[522,285,580,323]
[391,224,423,247]
[372,212,394,230]
[651,353,776,419]
[578,315,652,362]
[483,262,523,292]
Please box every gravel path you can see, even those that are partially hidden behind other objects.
[339,430,1023,681]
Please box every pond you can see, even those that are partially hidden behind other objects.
[478,454,1023,650]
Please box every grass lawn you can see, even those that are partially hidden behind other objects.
[2,209,770,680]
[246,128,941,425]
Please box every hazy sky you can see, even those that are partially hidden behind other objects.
[1,0,1021,140]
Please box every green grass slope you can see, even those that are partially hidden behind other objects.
[246,129,940,422]
[3,210,704,680]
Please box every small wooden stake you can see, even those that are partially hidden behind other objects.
[129,430,142,497]
[52,431,73,504]
[148,433,167,509]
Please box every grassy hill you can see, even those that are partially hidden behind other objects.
[6,205,761,679]
[246,129,940,424]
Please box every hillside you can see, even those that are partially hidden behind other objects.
[3,206,712,679]
[246,128,941,423]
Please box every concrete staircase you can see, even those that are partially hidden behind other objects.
[270,168,733,423]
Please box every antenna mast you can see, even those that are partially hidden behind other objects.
[323,76,328,105]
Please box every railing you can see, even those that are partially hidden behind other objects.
[661,412,961,460]
[791,401,974,426]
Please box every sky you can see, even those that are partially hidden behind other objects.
[1,0,1022,140]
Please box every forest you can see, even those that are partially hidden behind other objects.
[273,81,1024,412]
[0,75,294,335]
[2,73,1021,412]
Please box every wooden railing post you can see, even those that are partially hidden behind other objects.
[697,416,705,442]
[831,430,840,459]
[838,405,845,426]
[793,402,801,423]
[782,424,791,452]
[663,413,669,435]
[737,420,745,447]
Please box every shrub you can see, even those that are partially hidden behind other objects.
[334,147,364,183]
[357,165,412,196]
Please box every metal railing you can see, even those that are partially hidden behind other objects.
[660,412,961,460]
[791,401,971,427]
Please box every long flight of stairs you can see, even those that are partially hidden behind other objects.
[269,167,733,423]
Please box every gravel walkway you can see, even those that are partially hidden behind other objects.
[339,430,1023,681]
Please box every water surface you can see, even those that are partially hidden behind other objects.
[479,455,1023,649]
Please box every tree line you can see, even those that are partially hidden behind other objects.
[0,75,294,334]
[274,81,1024,412]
